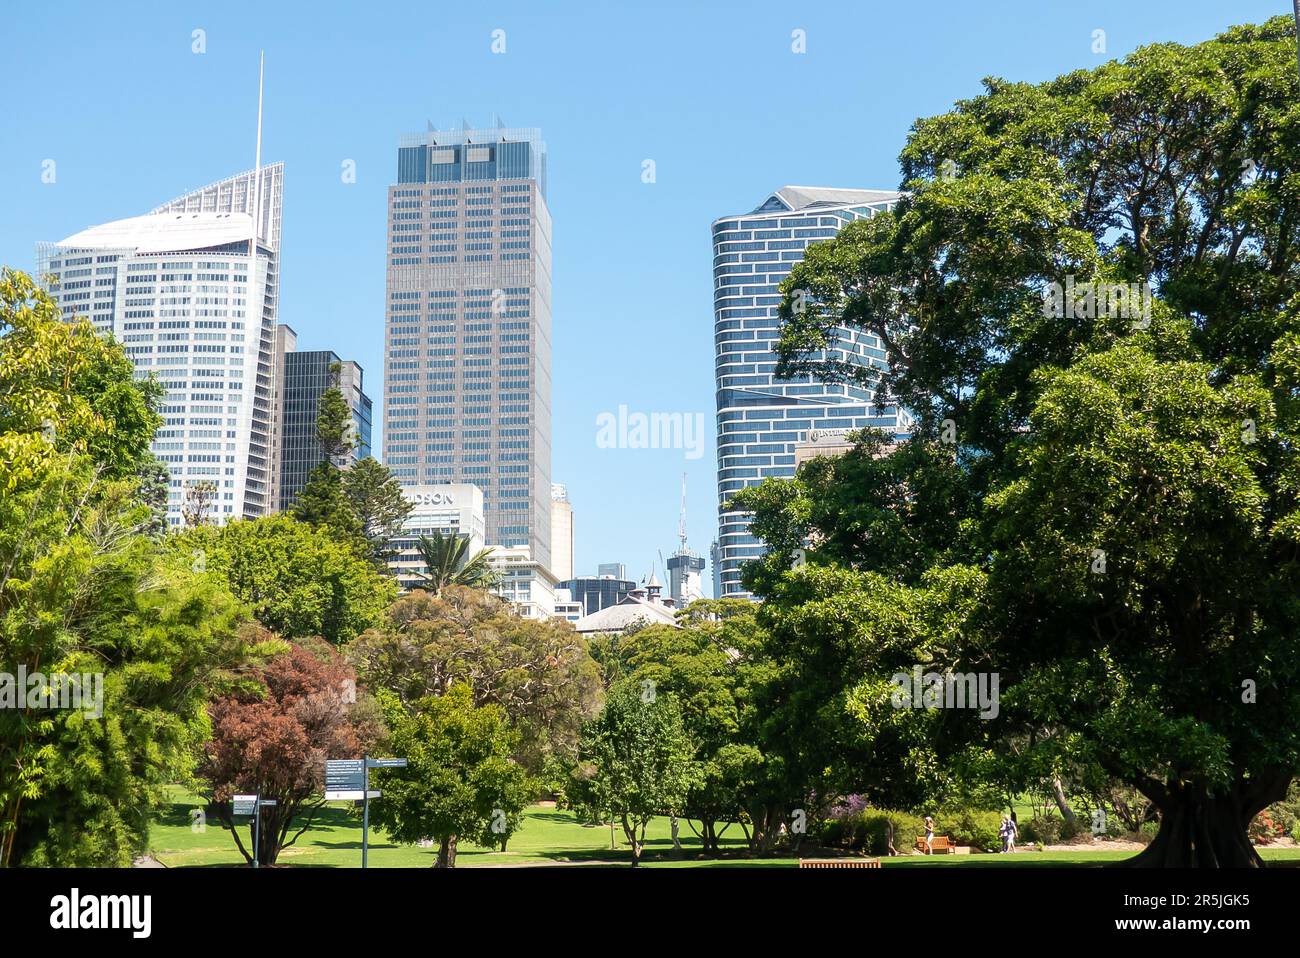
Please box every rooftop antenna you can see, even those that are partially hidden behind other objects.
[677,472,689,553]
[250,50,264,259]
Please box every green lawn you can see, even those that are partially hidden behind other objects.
[148,788,1300,868]
[150,787,785,868]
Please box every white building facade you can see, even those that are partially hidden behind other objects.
[37,166,284,526]
[388,483,487,591]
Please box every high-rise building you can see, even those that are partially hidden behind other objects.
[709,540,723,600]
[712,186,905,597]
[272,324,373,509]
[597,562,626,580]
[383,121,552,570]
[37,164,285,527]
[550,483,574,582]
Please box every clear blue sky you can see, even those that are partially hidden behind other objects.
[0,1,1285,589]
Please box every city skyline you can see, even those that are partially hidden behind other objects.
[0,0,1273,586]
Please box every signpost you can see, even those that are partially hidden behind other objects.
[325,756,407,868]
[232,794,277,868]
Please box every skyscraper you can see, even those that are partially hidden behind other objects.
[711,186,904,598]
[383,122,552,569]
[272,324,373,509]
[37,164,284,526]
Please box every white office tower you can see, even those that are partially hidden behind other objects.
[37,164,285,526]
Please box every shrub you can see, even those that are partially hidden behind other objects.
[817,807,927,855]
[1022,816,1062,846]
[944,809,1004,852]
[1248,810,1286,845]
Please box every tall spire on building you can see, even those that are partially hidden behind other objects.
[251,51,264,257]
[678,472,689,553]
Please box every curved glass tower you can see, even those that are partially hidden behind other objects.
[711,186,904,598]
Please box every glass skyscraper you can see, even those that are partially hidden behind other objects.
[383,122,552,569]
[712,186,905,598]
[37,165,283,526]
[273,324,372,509]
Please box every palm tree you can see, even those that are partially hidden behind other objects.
[411,530,499,594]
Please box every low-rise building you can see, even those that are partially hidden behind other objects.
[573,577,680,636]
[387,484,486,591]
[488,546,559,620]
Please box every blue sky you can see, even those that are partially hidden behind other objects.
[0,0,1285,589]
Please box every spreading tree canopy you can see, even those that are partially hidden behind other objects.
[736,16,1300,867]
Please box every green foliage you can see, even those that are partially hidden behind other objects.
[315,364,354,463]
[292,461,365,544]
[736,16,1300,866]
[577,681,699,864]
[347,586,602,774]
[619,599,776,850]
[367,684,533,866]
[410,530,498,593]
[172,514,395,645]
[342,457,413,564]
[820,808,927,856]
[0,267,162,491]
[0,268,264,866]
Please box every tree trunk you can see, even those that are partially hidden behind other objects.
[435,835,458,868]
[1122,774,1290,868]
[1051,777,1078,829]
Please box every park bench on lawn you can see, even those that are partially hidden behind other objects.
[915,835,957,854]
[799,858,882,868]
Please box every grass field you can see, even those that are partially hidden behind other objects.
[148,788,1300,868]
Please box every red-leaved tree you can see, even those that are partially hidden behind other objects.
[201,639,382,865]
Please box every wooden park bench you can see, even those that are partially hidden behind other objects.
[799,858,882,868]
[915,835,957,854]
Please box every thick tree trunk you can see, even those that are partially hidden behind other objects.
[435,835,458,868]
[1122,774,1291,868]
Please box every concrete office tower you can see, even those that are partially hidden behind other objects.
[550,483,574,582]
[712,187,904,598]
[383,121,552,569]
[272,324,373,509]
[37,163,285,527]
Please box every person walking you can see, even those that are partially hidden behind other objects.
[1005,814,1018,853]
[999,815,1011,853]
[923,815,935,855]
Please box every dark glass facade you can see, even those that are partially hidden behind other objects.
[558,577,637,617]
[278,350,372,508]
